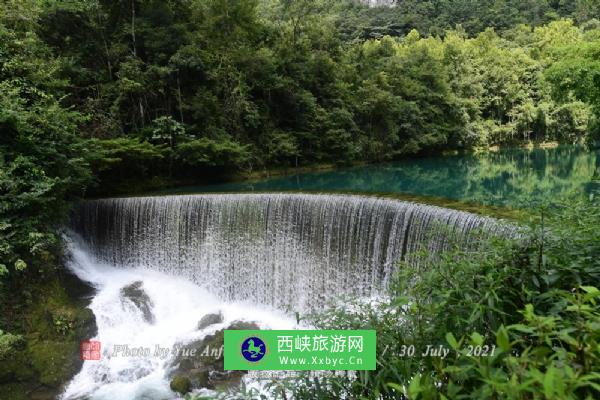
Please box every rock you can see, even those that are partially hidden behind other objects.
[0,383,29,400]
[170,375,191,395]
[29,340,80,387]
[120,281,155,323]
[61,269,96,301]
[188,368,209,388]
[167,320,259,391]
[197,312,223,330]
[29,385,60,400]
[74,307,97,339]
[0,271,98,399]
[0,335,34,383]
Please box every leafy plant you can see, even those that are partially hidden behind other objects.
[284,199,600,400]
[52,313,74,336]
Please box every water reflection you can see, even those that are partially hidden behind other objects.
[169,145,600,208]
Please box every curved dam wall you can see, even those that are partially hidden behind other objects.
[70,193,511,311]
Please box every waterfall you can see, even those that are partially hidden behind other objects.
[61,235,297,400]
[361,0,397,7]
[70,193,511,312]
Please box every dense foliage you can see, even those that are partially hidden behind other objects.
[0,1,598,195]
[13,0,600,185]
[1,0,600,398]
[254,199,600,399]
[0,2,93,296]
[3,0,598,286]
[337,0,600,39]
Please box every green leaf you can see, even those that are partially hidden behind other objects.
[581,286,600,296]
[522,304,536,320]
[14,259,27,271]
[496,326,510,352]
[470,332,484,346]
[543,368,555,398]
[408,374,422,399]
[446,332,459,350]
[387,382,403,392]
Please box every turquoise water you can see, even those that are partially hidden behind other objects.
[166,145,600,208]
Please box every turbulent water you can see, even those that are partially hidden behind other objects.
[61,235,298,400]
[70,193,511,312]
[63,193,513,399]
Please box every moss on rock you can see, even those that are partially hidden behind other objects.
[170,375,192,394]
[28,340,80,387]
[0,335,34,382]
[0,270,97,399]
[0,383,29,400]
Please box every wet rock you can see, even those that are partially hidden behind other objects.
[187,368,209,388]
[61,269,96,301]
[75,307,97,339]
[168,320,259,391]
[170,375,191,395]
[197,312,223,330]
[120,281,155,323]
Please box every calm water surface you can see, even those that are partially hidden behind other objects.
[166,145,600,208]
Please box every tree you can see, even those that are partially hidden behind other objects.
[545,39,600,140]
[0,3,93,278]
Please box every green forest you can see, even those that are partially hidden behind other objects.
[3,0,600,281]
[1,0,600,399]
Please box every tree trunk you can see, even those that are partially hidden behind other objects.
[177,73,184,123]
[131,0,136,56]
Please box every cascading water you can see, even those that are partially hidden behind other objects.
[70,193,510,311]
[61,235,299,400]
[362,0,397,7]
[62,193,512,399]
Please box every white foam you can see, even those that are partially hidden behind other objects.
[61,235,298,400]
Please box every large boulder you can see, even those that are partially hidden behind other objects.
[0,270,98,400]
[197,312,223,330]
[120,281,155,324]
[168,320,259,392]
[170,375,192,395]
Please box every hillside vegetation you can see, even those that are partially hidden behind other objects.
[1,1,600,398]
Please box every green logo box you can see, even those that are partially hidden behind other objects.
[224,329,376,371]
